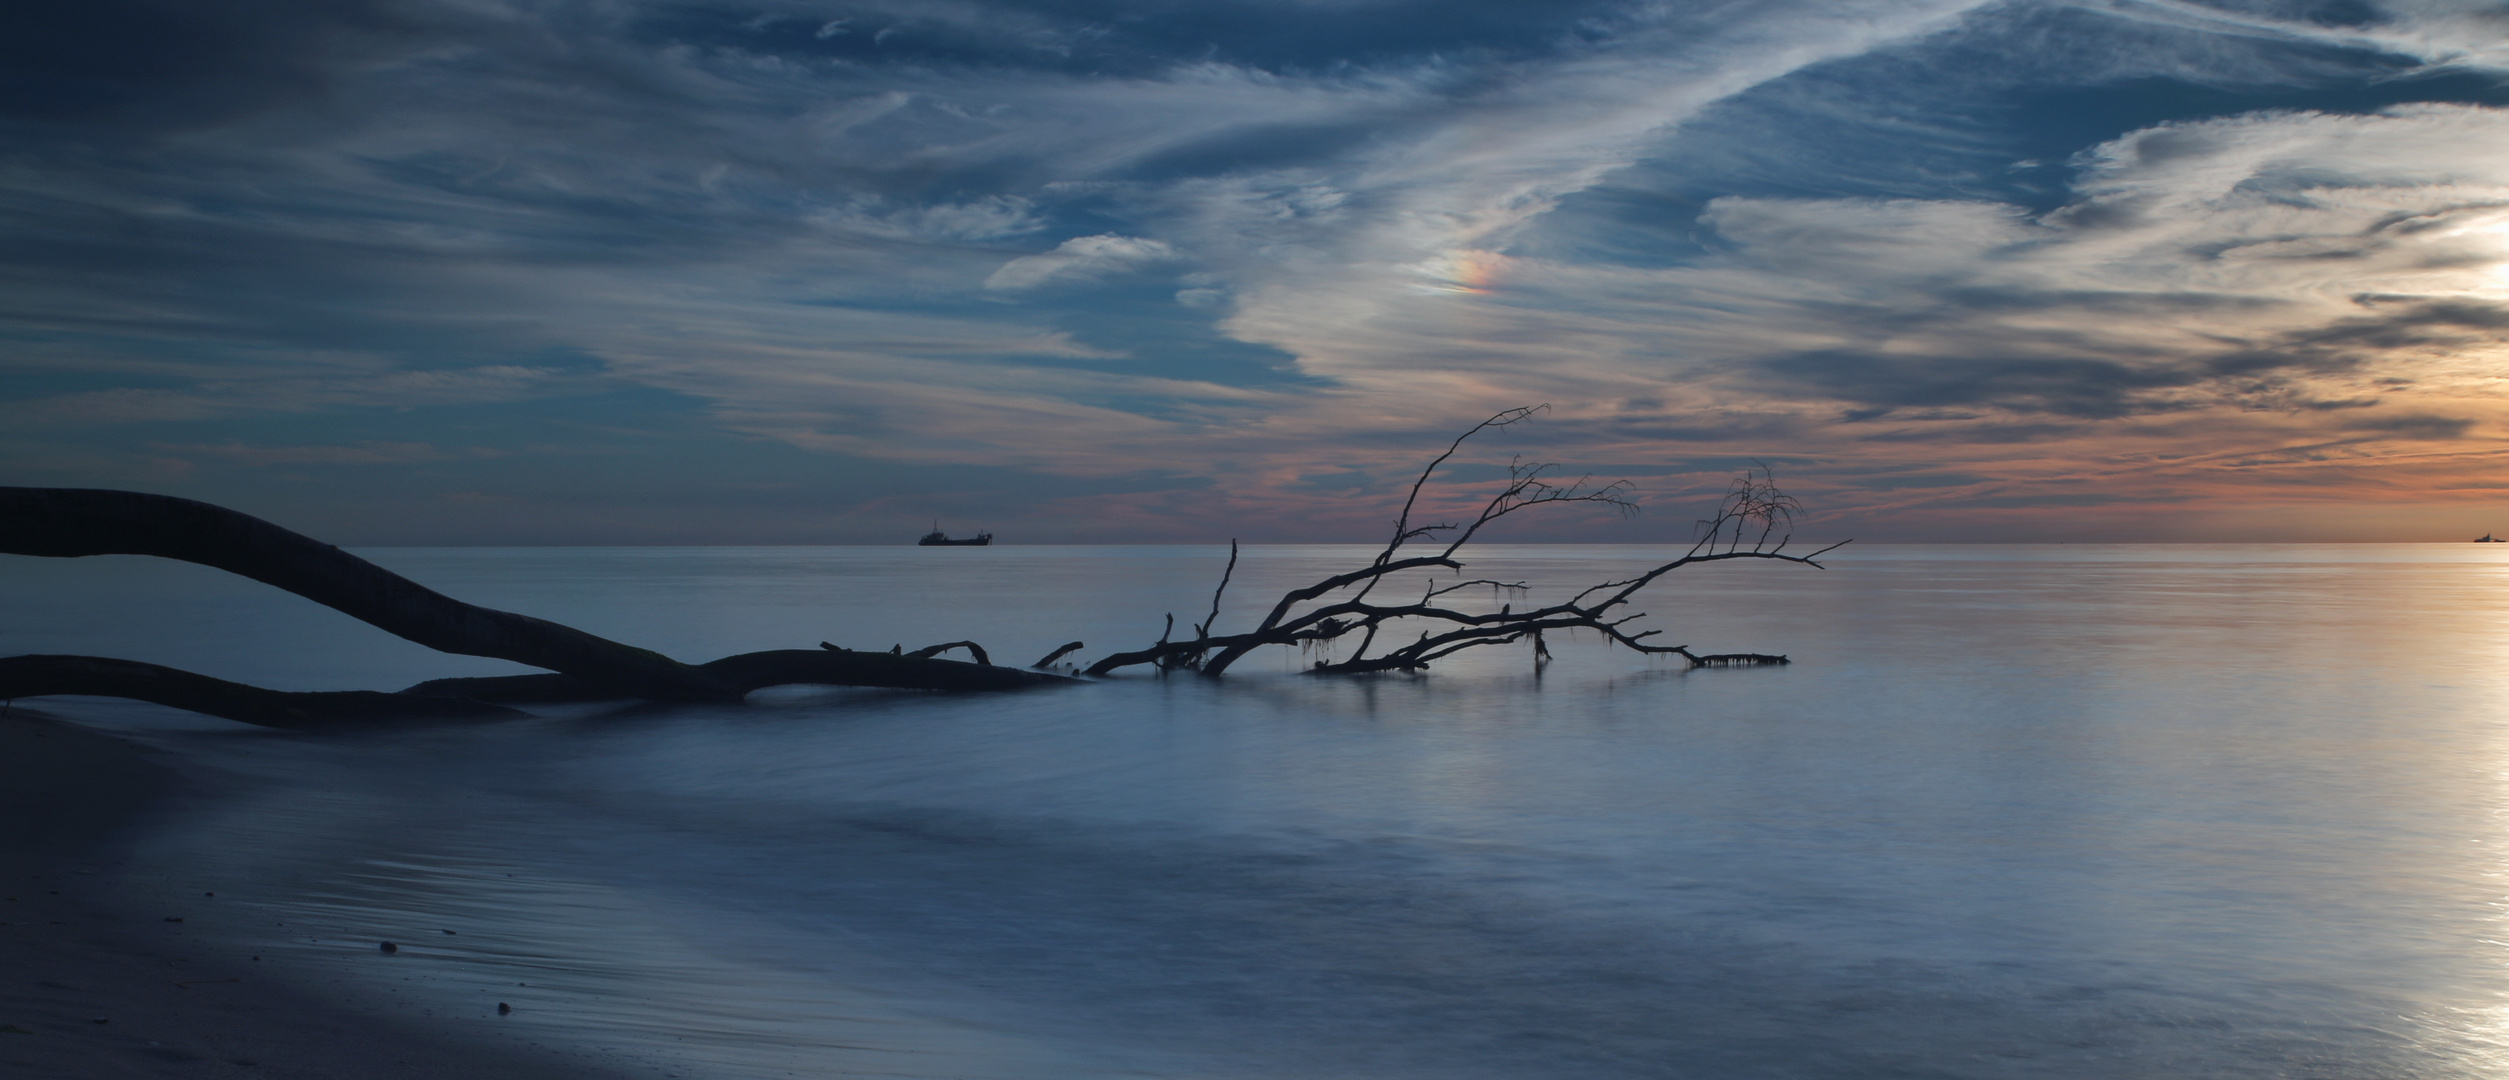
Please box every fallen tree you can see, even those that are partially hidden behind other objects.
[0,487,731,702]
[0,487,1068,726]
[1083,407,1845,677]
[0,654,530,729]
[0,407,1840,727]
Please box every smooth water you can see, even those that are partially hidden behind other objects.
[10,544,2509,1078]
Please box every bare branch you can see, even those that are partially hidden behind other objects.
[1381,407,1544,563]
[1085,410,1842,679]
[1424,578,1528,600]
[1032,641,1086,669]
[1196,541,1239,638]
[904,640,992,665]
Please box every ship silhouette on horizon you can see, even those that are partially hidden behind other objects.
[917,522,992,546]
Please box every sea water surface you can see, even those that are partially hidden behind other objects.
[9,544,2509,1078]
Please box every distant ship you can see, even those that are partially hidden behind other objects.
[917,523,992,547]
[2480,533,2506,543]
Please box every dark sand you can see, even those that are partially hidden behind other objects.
[0,710,634,1080]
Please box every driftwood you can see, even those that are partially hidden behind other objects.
[0,487,730,703]
[0,655,526,729]
[1079,407,1843,677]
[0,407,1828,726]
[407,647,1054,704]
[0,487,1067,723]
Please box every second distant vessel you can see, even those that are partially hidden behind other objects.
[918,523,992,546]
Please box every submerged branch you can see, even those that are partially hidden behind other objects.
[407,648,1067,703]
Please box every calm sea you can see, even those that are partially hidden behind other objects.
[9,544,2509,1079]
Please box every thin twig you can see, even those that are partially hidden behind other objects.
[1197,540,1239,638]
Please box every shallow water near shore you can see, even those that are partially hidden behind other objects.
[11,543,2509,1078]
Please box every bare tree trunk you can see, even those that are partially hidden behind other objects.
[0,488,735,703]
[0,655,525,729]
[0,488,1071,722]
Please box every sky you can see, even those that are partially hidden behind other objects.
[6,0,2509,544]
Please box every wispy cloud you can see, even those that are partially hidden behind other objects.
[987,234,1178,289]
[8,0,2509,540]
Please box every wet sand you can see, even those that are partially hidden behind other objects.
[0,709,633,1080]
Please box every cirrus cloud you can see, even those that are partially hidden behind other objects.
[7,0,2509,541]
[986,234,1180,290]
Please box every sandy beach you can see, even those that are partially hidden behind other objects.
[0,709,633,1080]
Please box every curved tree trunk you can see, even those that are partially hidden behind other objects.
[0,487,734,703]
[0,655,526,729]
[0,488,1074,723]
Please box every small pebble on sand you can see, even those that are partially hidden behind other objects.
[379,941,398,954]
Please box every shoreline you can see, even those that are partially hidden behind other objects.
[0,709,635,1080]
